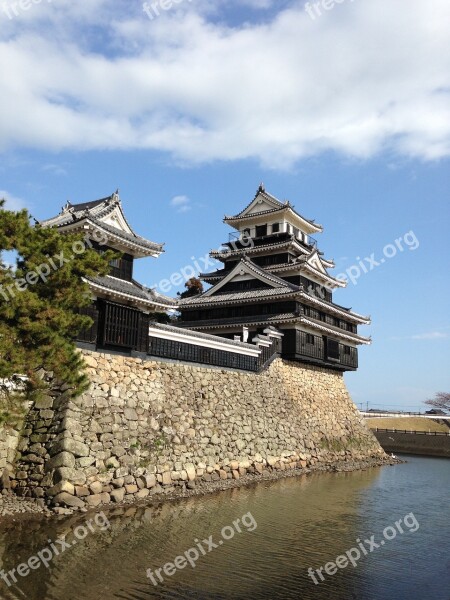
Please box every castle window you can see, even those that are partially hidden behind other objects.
[306,334,315,345]
[255,224,267,237]
[109,253,133,281]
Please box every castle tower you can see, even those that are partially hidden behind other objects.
[40,191,176,352]
[179,185,370,371]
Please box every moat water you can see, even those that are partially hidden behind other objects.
[0,455,448,600]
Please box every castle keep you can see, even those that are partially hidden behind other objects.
[180,185,371,371]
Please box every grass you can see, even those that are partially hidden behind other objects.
[366,417,449,433]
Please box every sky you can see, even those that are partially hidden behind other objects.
[0,0,449,410]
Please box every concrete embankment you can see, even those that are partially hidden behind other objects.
[373,431,450,457]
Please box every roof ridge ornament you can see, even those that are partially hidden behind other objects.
[254,182,265,198]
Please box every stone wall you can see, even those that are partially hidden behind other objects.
[0,426,20,476]
[13,350,385,509]
[0,391,24,481]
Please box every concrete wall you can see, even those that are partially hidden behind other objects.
[374,431,450,457]
[13,349,385,508]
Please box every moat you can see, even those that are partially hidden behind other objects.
[0,454,448,600]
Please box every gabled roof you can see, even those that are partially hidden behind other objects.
[201,258,300,298]
[39,191,164,257]
[224,185,323,234]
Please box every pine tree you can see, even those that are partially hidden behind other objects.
[0,200,115,406]
[178,277,204,299]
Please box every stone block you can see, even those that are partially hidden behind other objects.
[89,481,103,495]
[161,472,172,485]
[48,481,75,496]
[54,467,87,485]
[86,494,102,507]
[136,488,150,499]
[110,488,125,503]
[34,397,54,410]
[51,439,89,458]
[46,452,76,471]
[184,464,196,481]
[144,474,157,488]
[53,492,85,508]
[124,408,138,421]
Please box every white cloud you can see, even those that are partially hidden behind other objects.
[0,0,449,167]
[411,332,449,340]
[41,163,68,176]
[170,195,191,212]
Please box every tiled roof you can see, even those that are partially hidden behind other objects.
[200,268,231,280]
[180,313,299,330]
[224,186,322,231]
[39,193,164,253]
[148,322,260,349]
[180,286,300,307]
[299,292,370,324]
[89,218,164,253]
[40,193,119,227]
[210,237,310,258]
[301,317,371,344]
[225,205,290,221]
[87,275,177,307]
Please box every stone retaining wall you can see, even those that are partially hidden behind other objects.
[0,427,20,476]
[12,350,385,509]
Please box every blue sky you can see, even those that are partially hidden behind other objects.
[0,0,449,410]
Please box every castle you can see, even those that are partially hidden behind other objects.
[179,184,370,371]
[41,185,370,373]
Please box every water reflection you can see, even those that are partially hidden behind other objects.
[0,457,448,600]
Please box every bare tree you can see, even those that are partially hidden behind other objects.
[425,392,450,413]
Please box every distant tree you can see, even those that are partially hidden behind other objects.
[425,392,450,414]
[0,200,114,409]
[178,277,203,299]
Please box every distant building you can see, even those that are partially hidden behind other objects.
[179,185,371,371]
[40,191,176,352]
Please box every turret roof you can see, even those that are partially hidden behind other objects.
[39,191,164,256]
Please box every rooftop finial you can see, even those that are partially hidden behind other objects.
[258,182,265,192]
